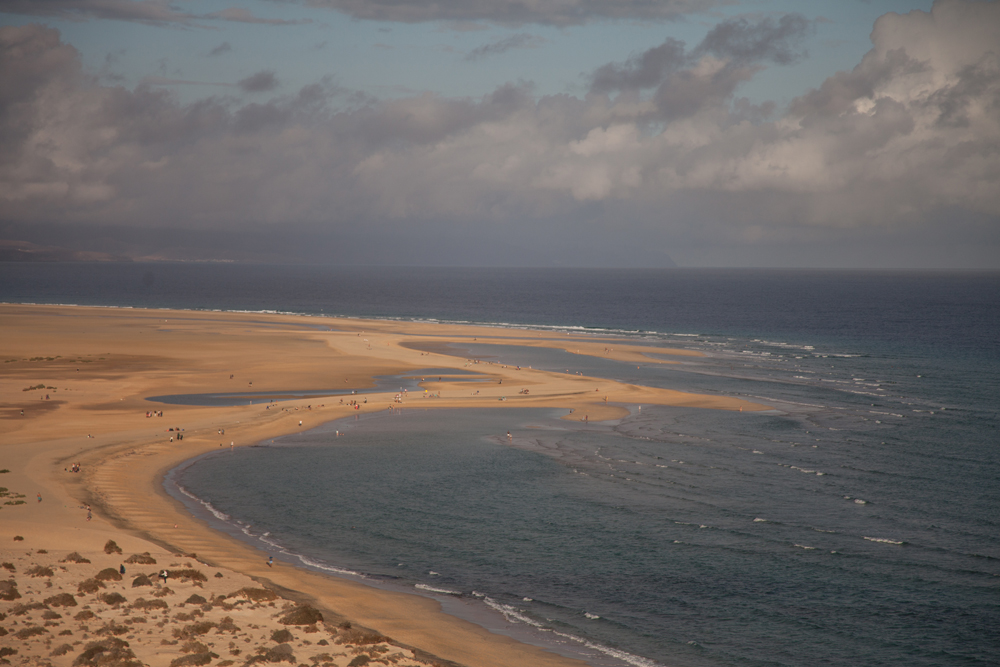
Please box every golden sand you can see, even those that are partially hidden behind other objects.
[0,304,768,666]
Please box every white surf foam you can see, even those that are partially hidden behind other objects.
[415,583,462,596]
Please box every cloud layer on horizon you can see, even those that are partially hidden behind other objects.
[1,0,998,266]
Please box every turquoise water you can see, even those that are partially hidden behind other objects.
[4,264,998,666]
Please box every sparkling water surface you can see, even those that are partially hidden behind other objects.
[3,264,998,667]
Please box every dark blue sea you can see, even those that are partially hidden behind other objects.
[3,263,999,667]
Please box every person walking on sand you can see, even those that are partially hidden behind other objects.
[160,569,169,584]
[267,556,273,567]
[37,492,41,503]
[120,564,125,575]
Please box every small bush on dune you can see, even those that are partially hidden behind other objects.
[279,605,323,626]
[263,644,295,664]
[74,610,96,621]
[334,628,388,646]
[0,581,19,601]
[124,552,156,565]
[99,592,127,606]
[44,593,78,607]
[94,622,129,636]
[168,569,207,582]
[168,652,218,667]
[131,574,152,587]
[270,629,294,643]
[10,601,46,615]
[131,597,168,611]
[26,564,53,577]
[62,552,91,564]
[77,578,105,594]
[14,626,47,639]
[95,568,122,582]
[216,616,240,633]
[1,562,14,572]
[103,540,122,555]
[172,621,218,640]
[230,587,277,602]
[73,637,142,667]
[51,643,74,656]
[184,594,207,605]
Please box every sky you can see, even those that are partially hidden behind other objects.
[1,0,998,268]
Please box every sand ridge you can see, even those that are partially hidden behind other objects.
[1,304,769,667]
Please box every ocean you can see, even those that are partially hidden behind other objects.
[3,263,999,667]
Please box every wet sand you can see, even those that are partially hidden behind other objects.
[0,304,768,666]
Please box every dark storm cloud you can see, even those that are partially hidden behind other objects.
[300,0,718,26]
[1,0,998,268]
[238,70,279,93]
[464,33,545,61]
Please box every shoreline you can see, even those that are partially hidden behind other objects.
[1,304,769,667]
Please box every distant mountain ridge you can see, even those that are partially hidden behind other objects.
[0,239,132,263]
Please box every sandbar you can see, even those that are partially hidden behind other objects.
[0,304,768,666]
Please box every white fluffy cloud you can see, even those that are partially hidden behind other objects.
[1,0,998,266]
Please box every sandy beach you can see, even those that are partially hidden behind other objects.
[0,304,768,667]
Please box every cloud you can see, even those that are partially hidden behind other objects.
[238,70,279,92]
[1,0,998,267]
[209,41,232,57]
[207,7,311,25]
[142,76,234,87]
[0,0,199,25]
[694,13,810,65]
[465,33,545,61]
[299,0,718,26]
[590,38,687,94]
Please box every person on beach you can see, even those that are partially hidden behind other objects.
[37,492,41,503]
[119,564,125,575]
[267,556,273,567]
[160,570,169,583]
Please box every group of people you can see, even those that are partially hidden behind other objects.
[146,410,164,418]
